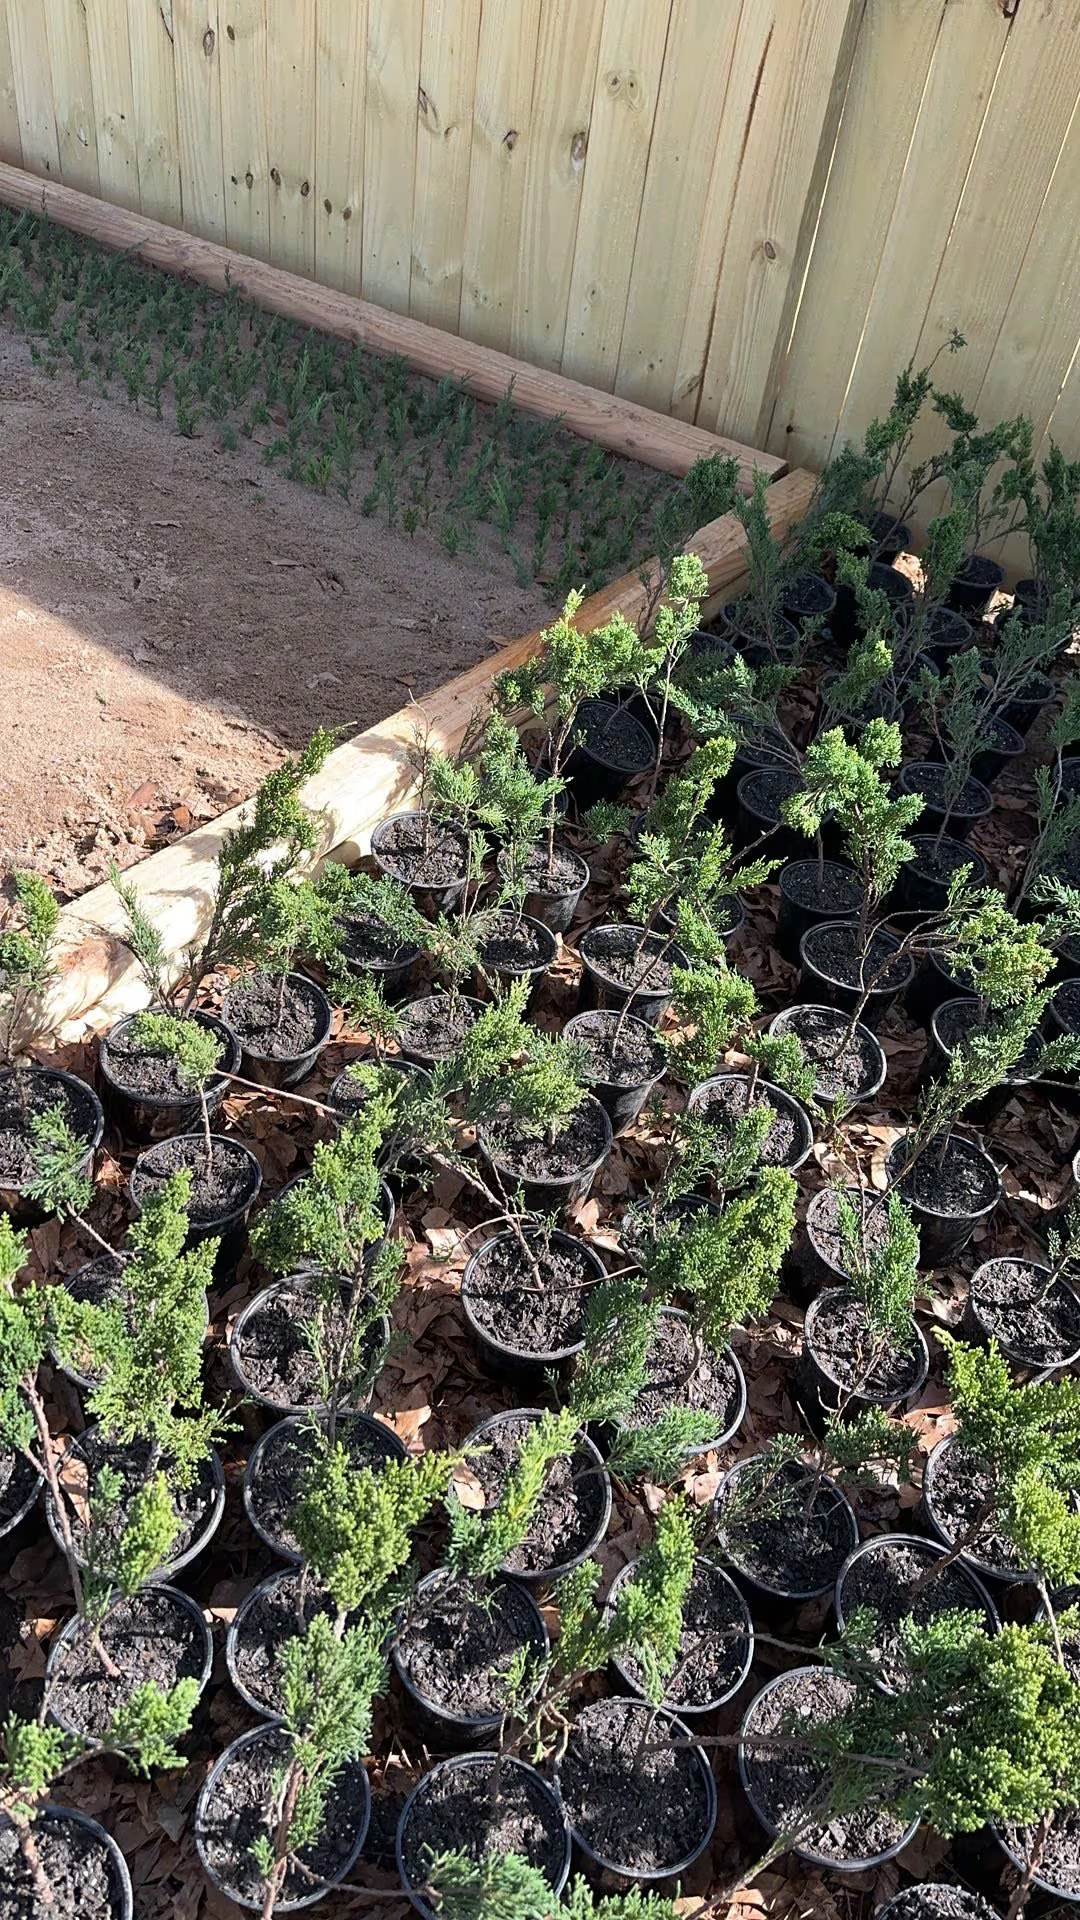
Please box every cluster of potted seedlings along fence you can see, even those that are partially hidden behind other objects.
[4,360,1080,1920]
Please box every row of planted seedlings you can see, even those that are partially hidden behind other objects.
[3,352,1080,1920]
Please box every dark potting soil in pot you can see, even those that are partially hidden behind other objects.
[1052,978,1080,1035]
[741,766,802,818]
[743,1668,909,1863]
[56,1256,129,1385]
[568,1010,665,1088]
[881,1889,999,1920]
[131,1134,256,1225]
[0,1815,126,1920]
[573,699,654,772]
[808,1293,923,1399]
[395,1578,542,1718]
[100,1018,231,1098]
[0,1068,98,1188]
[481,1099,609,1182]
[463,1234,594,1354]
[1005,1808,1080,1899]
[840,1538,994,1691]
[893,1137,998,1218]
[59,1432,218,1567]
[1054,1585,1080,1685]
[970,1259,1080,1366]
[580,924,679,992]
[903,765,989,815]
[774,1008,880,1102]
[615,1559,750,1710]
[463,1414,606,1576]
[249,1418,399,1556]
[399,995,480,1060]
[0,1446,40,1530]
[234,1278,384,1409]
[477,912,552,971]
[230,1570,340,1716]
[559,1697,710,1874]
[339,908,414,970]
[807,1187,891,1274]
[716,1458,855,1594]
[907,838,984,885]
[513,842,588,895]
[48,1588,208,1738]
[934,1000,1043,1079]
[928,1440,1026,1575]
[623,1311,739,1434]
[374,814,469,888]
[224,972,327,1058]
[806,923,910,992]
[199,1724,369,1906]
[400,1755,566,1895]
[692,1079,803,1168]
[781,861,863,915]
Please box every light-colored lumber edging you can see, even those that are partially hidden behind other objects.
[40,469,816,1044]
[0,163,784,491]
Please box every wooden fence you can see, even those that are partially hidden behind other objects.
[2,0,1080,490]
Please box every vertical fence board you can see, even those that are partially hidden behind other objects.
[218,0,268,257]
[126,0,182,224]
[84,0,139,213]
[265,0,315,276]
[511,0,604,371]
[313,0,366,293]
[0,4,23,166]
[458,0,541,352]
[410,0,481,330]
[363,0,422,312]
[173,0,224,238]
[560,0,671,391]
[7,2,60,178]
[42,0,99,192]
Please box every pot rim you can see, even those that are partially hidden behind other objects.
[767,1003,887,1106]
[454,1406,612,1585]
[242,1410,407,1561]
[799,919,915,998]
[221,970,334,1069]
[802,1285,929,1404]
[390,1570,550,1731]
[0,1064,105,1196]
[228,1273,391,1415]
[922,1433,1037,1586]
[713,1453,858,1601]
[31,1805,134,1920]
[460,1227,604,1365]
[99,1008,242,1107]
[886,1132,1003,1225]
[606,1553,755,1713]
[833,1530,1001,1680]
[687,1072,815,1176]
[44,1426,226,1578]
[46,1582,214,1737]
[130,1131,264,1230]
[395,1750,571,1920]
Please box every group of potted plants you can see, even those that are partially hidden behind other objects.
[3,348,1080,1920]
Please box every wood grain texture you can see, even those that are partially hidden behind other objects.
[313,0,367,292]
[84,0,139,213]
[0,2,24,165]
[217,0,269,257]
[42,0,99,193]
[173,0,224,238]
[265,0,316,277]
[126,0,183,223]
[458,0,540,352]
[43,465,816,1041]
[8,0,60,179]
[410,0,481,330]
[363,0,423,312]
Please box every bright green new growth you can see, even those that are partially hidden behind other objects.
[567,1278,717,1481]
[448,1407,579,1581]
[127,1012,224,1089]
[293,1445,457,1624]
[21,1105,95,1218]
[666,963,813,1106]
[250,1103,395,1280]
[646,1169,797,1351]
[0,872,59,1058]
[783,720,924,927]
[604,1494,696,1704]
[87,1471,181,1616]
[835,1189,920,1346]
[1,1677,199,1825]
[425,1851,682,1920]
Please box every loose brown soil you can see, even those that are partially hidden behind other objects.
[394,1576,544,1719]
[461,1413,607,1577]
[558,1696,712,1874]
[47,1588,209,1739]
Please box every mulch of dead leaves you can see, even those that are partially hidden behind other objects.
[5,646,1079,1920]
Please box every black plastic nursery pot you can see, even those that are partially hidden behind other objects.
[996,1808,1080,1907]
[904,953,977,1030]
[605,1307,747,1457]
[814,670,901,734]
[875,1886,1002,1920]
[775,858,865,966]
[338,904,422,1000]
[798,920,914,1026]
[564,697,655,809]
[834,1534,999,1695]
[270,1170,395,1258]
[687,1073,814,1178]
[370,809,472,916]
[768,1003,886,1109]
[860,511,912,564]
[919,604,978,675]
[787,1183,893,1304]
[925,997,1043,1124]
[891,834,988,917]
[897,761,994,841]
[129,1131,262,1279]
[1045,977,1080,1112]
[243,1410,407,1560]
[453,1407,611,1585]
[886,1133,1002,1265]
[228,1274,392,1417]
[999,668,1056,737]
[964,1255,1080,1372]
[195,1721,371,1912]
[720,600,802,666]
[738,1666,919,1872]
[577,922,687,1025]
[97,1008,241,1142]
[831,558,914,649]
[947,552,1005,617]
[0,1805,134,1920]
[0,1064,104,1223]
[221,970,333,1089]
[606,1553,754,1714]
[555,1695,717,1882]
[713,1453,859,1610]
[396,1752,571,1920]
[474,910,558,1004]
[45,1427,226,1580]
[325,1055,430,1155]
[46,1583,214,1740]
[781,570,837,632]
[798,1286,929,1427]
[0,1444,43,1545]
[396,991,485,1067]
[476,1093,613,1215]
[496,840,590,936]
[226,1567,342,1719]
[927,715,1025,789]
[391,1571,549,1743]
[921,1432,1036,1588]
[561,1009,666,1133]
[459,1227,604,1382]
[734,765,805,860]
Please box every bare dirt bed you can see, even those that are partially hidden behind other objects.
[0,336,549,898]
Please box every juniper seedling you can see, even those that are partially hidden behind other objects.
[1013,682,1080,910]
[293,1443,459,1635]
[127,1010,225,1165]
[835,1186,921,1348]
[665,960,815,1108]
[446,1406,580,1582]
[645,1168,798,1354]
[0,872,59,1062]
[565,1277,718,1481]
[425,1850,682,1920]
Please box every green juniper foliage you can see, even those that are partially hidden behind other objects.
[425,1850,682,1920]
[1014,682,1080,907]
[646,1169,797,1352]
[665,962,815,1106]
[127,1010,226,1163]
[835,1188,921,1348]
[566,1277,717,1481]
[783,720,924,950]
[1021,441,1080,604]
[20,1104,95,1218]
[0,872,59,1060]
[293,1445,458,1631]
[447,1407,579,1581]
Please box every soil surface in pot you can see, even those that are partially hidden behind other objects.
[929,1440,1025,1574]
[248,1418,398,1556]
[970,1259,1080,1365]
[716,1458,855,1594]
[902,765,989,815]
[398,995,480,1061]
[49,1588,207,1737]
[623,1311,740,1435]
[774,1007,880,1102]
[840,1538,994,1690]
[934,1000,1043,1079]
[781,861,863,915]
[513,842,588,896]
[0,1816,125,1920]
[567,1010,665,1089]
[230,1570,340,1716]
[1052,978,1080,1034]
[481,1099,609,1182]
[374,814,469,888]
[0,1446,40,1530]
[101,1016,231,1097]
[808,1292,923,1399]
[573,699,654,771]
[1005,1808,1080,1898]
[615,1559,750,1710]
[462,1414,606,1576]
[199,1725,368,1906]
[807,1188,891,1274]
[559,1697,710,1873]
[234,1278,383,1409]
[395,1577,541,1718]
[60,1432,218,1567]
[400,1756,566,1897]
[892,1137,998,1218]
[477,913,553,972]
[741,767,802,817]
[882,1891,998,1920]
[743,1667,909,1863]
[0,1068,98,1187]
[804,923,909,992]
[463,1234,594,1355]
[580,924,680,992]
[692,1078,805,1169]
[131,1134,256,1225]
[224,972,327,1058]
[339,909,415,970]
